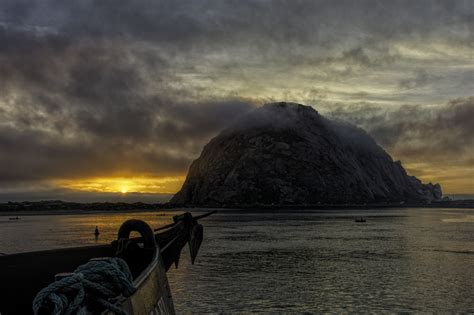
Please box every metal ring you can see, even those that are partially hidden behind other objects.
[117,219,156,251]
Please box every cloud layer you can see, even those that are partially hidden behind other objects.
[0,0,473,199]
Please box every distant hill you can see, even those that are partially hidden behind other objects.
[171,102,442,207]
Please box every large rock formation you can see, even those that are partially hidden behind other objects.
[171,102,442,206]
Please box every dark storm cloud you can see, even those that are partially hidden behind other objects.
[0,96,253,182]
[322,97,474,162]
[324,46,398,68]
[398,69,442,90]
[0,0,473,196]
[1,1,473,53]
[0,19,254,183]
[0,27,254,182]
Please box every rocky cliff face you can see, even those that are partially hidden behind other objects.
[171,102,442,206]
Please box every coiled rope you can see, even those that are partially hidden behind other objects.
[32,257,136,315]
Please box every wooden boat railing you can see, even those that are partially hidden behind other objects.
[0,211,216,315]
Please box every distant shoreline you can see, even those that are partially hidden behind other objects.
[0,208,180,216]
[0,200,473,216]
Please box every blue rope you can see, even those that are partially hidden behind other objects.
[32,257,136,315]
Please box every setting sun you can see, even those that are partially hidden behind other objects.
[56,176,185,194]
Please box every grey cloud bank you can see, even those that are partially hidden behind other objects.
[0,0,473,199]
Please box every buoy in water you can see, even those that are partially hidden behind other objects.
[94,226,100,237]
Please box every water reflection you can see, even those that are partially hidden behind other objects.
[0,208,473,312]
[0,211,180,253]
[167,208,473,313]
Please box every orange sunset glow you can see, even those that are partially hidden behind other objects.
[0,2,473,314]
[56,177,185,195]
[0,0,472,204]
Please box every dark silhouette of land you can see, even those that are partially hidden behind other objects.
[172,103,442,207]
[1,199,473,215]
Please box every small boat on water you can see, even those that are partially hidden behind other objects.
[0,211,215,315]
[354,217,366,223]
[8,216,20,220]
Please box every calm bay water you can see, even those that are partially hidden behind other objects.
[1,208,473,313]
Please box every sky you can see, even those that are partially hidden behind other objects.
[0,0,473,202]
